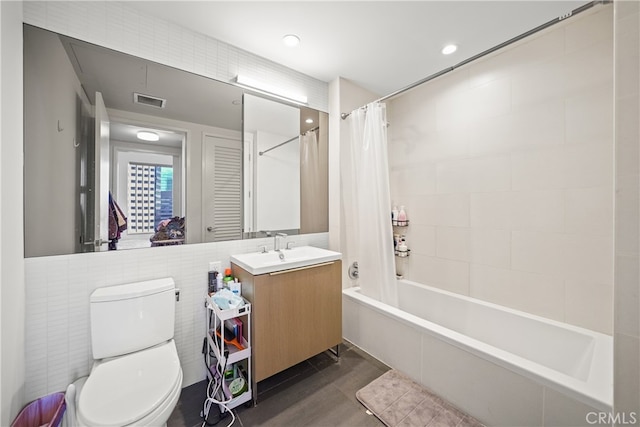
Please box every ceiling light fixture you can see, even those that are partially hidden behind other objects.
[235,74,308,105]
[282,34,300,47]
[305,118,314,124]
[137,131,160,142]
[441,44,458,55]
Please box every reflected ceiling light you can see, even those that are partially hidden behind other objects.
[137,131,160,142]
[235,74,308,105]
[441,44,458,55]
[282,34,300,47]
[305,118,314,124]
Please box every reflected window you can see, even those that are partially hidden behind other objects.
[128,163,173,233]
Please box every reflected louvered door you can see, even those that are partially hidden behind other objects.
[203,135,242,242]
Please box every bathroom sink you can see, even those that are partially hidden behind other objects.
[230,246,342,275]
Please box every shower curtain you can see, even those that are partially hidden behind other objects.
[343,102,397,305]
[300,130,322,231]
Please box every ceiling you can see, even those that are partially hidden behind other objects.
[128,1,592,97]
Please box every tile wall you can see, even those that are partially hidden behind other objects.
[22,1,328,112]
[387,5,614,334]
[613,0,640,419]
[24,233,329,402]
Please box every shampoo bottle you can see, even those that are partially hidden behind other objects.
[398,206,407,226]
[392,204,399,226]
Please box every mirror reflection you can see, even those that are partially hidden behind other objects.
[23,25,328,257]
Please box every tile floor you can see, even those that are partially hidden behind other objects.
[167,341,480,427]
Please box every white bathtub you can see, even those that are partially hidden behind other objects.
[343,280,613,427]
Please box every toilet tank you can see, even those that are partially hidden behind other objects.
[90,278,176,359]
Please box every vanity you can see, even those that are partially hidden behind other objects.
[230,246,342,384]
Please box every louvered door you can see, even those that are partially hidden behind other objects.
[203,134,242,242]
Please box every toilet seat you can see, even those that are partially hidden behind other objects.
[78,340,182,427]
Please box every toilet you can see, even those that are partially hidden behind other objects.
[65,278,183,427]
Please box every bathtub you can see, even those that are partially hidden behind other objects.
[343,280,612,427]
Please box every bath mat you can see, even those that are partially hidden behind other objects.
[356,370,484,427]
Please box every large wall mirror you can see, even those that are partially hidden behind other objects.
[23,24,328,257]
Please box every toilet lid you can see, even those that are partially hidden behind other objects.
[78,340,181,427]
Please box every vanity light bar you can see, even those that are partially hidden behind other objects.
[234,75,308,105]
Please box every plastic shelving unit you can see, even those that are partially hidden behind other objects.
[205,295,253,412]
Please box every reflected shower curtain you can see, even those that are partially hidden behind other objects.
[343,102,397,305]
[300,130,322,231]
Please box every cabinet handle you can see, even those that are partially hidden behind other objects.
[269,261,335,276]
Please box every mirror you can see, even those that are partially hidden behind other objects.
[23,24,328,257]
[243,94,328,237]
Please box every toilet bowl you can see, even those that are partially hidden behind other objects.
[76,340,182,426]
[65,278,183,427]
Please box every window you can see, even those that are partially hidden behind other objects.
[127,163,173,233]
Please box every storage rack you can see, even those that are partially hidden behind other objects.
[205,295,252,415]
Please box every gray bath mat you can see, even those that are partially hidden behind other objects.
[356,370,484,427]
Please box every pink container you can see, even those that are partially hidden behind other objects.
[11,392,65,427]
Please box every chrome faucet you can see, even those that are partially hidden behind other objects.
[274,233,288,251]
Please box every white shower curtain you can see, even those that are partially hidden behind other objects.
[300,130,322,230]
[343,102,397,306]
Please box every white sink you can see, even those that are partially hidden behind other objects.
[230,246,342,275]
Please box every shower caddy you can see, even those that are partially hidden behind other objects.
[205,295,253,414]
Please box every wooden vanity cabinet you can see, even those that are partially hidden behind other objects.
[231,260,342,382]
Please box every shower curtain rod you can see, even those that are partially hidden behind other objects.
[259,126,319,156]
[340,0,605,120]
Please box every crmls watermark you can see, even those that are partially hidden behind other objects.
[586,412,638,425]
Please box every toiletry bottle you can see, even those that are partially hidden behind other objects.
[223,268,234,288]
[208,271,218,294]
[392,204,399,226]
[398,236,408,256]
[216,273,223,292]
[398,206,407,226]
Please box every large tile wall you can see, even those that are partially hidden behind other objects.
[613,0,640,420]
[22,1,328,112]
[23,233,328,402]
[387,5,614,334]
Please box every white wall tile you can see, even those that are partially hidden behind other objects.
[433,194,469,227]
[511,147,566,191]
[562,143,614,189]
[409,255,469,295]
[406,225,436,257]
[388,6,614,336]
[470,228,511,269]
[511,231,567,277]
[565,279,613,334]
[564,232,613,284]
[565,5,613,53]
[565,186,613,235]
[469,192,511,229]
[436,227,470,262]
[436,159,470,194]
[566,84,614,146]
[510,190,564,232]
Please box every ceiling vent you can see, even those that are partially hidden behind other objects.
[133,92,166,109]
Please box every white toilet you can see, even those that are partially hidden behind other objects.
[66,278,183,427]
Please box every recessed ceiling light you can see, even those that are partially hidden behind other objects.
[282,34,300,47]
[441,44,458,55]
[137,131,160,142]
[305,118,314,124]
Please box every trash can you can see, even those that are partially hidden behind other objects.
[11,392,65,427]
